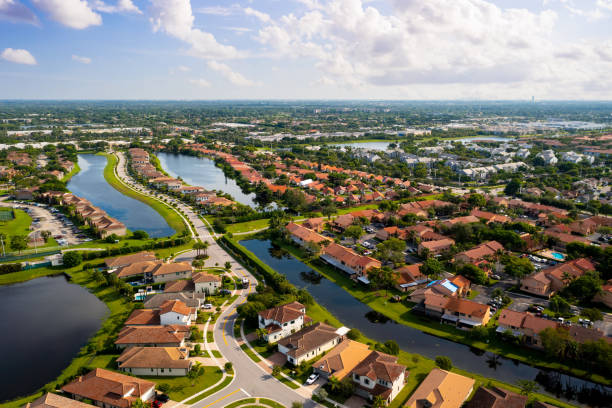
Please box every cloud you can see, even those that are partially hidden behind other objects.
[149,0,239,60]
[207,60,259,86]
[92,0,141,14]
[188,78,211,87]
[72,54,92,64]
[177,65,191,72]
[31,0,102,29]
[596,0,612,11]
[244,7,270,23]
[1,48,37,65]
[0,0,38,24]
[195,6,233,16]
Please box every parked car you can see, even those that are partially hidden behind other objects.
[203,303,213,309]
[305,373,319,385]
[490,274,501,280]
[156,394,170,403]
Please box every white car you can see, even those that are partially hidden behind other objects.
[203,303,213,309]
[305,373,319,385]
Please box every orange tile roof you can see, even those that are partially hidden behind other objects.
[160,300,191,316]
[117,347,190,370]
[313,340,372,380]
[405,368,475,408]
[26,393,95,408]
[259,301,305,324]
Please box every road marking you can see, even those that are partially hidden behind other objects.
[241,388,251,397]
[200,388,241,408]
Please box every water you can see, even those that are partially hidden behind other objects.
[156,152,258,208]
[0,275,108,402]
[241,239,610,406]
[552,252,565,260]
[68,154,174,237]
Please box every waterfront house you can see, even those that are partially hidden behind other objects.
[258,301,310,343]
[351,350,407,404]
[125,308,161,326]
[117,347,192,377]
[277,322,346,366]
[394,264,427,292]
[313,340,372,380]
[62,368,155,408]
[104,251,157,271]
[321,243,381,277]
[286,222,331,247]
[423,293,490,328]
[115,326,187,349]
[465,386,527,408]
[405,368,475,408]
[26,393,94,408]
[115,260,163,279]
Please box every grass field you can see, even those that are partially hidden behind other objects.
[226,218,270,234]
[184,375,234,405]
[142,366,223,402]
[0,208,31,237]
[102,153,186,236]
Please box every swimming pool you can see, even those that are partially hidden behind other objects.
[551,252,565,260]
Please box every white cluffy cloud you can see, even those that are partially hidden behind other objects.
[72,54,91,64]
[149,0,238,60]
[1,48,37,65]
[256,0,612,98]
[188,78,211,87]
[31,0,101,29]
[0,0,38,24]
[92,0,141,14]
[207,60,259,86]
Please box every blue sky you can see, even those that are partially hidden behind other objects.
[1,0,612,100]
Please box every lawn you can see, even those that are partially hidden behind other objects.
[143,366,223,402]
[226,218,270,234]
[240,344,261,362]
[0,208,31,237]
[102,153,187,236]
[226,398,257,408]
[278,240,610,386]
[184,375,234,405]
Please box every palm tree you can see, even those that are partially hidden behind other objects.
[327,376,341,393]
[561,271,574,286]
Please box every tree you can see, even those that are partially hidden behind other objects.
[376,238,406,265]
[344,225,364,242]
[193,241,208,257]
[193,344,201,356]
[562,271,603,303]
[368,267,397,297]
[502,254,534,285]
[132,230,149,240]
[224,261,231,270]
[272,365,282,376]
[435,355,453,370]
[467,193,486,209]
[63,250,83,268]
[517,379,539,396]
[131,400,152,408]
[321,201,337,220]
[383,340,400,355]
[457,264,488,285]
[40,230,51,241]
[347,328,362,340]
[420,258,444,280]
[581,307,603,321]
[413,163,428,178]
[372,395,387,408]
[9,235,28,254]
[504,178,522,196]
[549,295,571,315]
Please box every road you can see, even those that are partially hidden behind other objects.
[114,151,318,408]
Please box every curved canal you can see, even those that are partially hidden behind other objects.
[156,152,257,208]
[0,275,108,402]
[241,239,610,407]
[68,154,174,238]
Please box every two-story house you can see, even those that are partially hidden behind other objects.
[258,301,309,343]
[351,351,407,404]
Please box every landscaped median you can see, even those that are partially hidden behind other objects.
[222,234,577,408]
[101,152,188,236]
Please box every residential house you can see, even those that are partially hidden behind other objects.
[594,280,612,308]
[418,238,455,256]
[258,301,310,343]
[144,292,205,310]
[303,217,325,232]
[536,150,558,165]
[164,279,196,293]
[425,293,491,328]
[313,340,372,380]
[442,215,480,228]
[332,214,355,231]
[25,393,94,408]
[115,260,163,279]
[125,309,161,326]
[543,229,590,250]
[321,243,381,277]
[159,300,194,326]
[104,251,157,271]
[465,386,527,408]
[62,368,155,408]
[193,272,222,295]
[405,368,475,408]
[394,264,427,292]
[520,314,559,347]
[151,262,193,283]
[351,351,407,404]
[117,347,192,377]
[115,326,188,349]
[277,322,345,366]
[470,209,511,224]
[520,258,595,297]
[453,241,504,273]
[286,222,331,247]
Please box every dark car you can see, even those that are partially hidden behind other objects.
[156,394,170,403]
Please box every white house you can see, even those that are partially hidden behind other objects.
[277,322,346,366]
[160,300,193,326]
[258,301,309,343]
[536,149,558,165]
[352,351,407,404]
[193,272,222,295]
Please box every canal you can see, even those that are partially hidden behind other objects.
[156,152,258,208]
[0,275,108,402]
[68,154,174,237]
[241,239,610,407]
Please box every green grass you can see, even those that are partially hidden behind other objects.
[0,208,31,237]
[207,331,215,343]
[211,350,222,358]
[272,373,300,389]
[240,343,262,362]
[61,161,81,182]
[226,218,269,234]
[143,366,223,402]
[102,153,186,236]
[185,375,234,405]
[277,240,609,387]
[467,290,479,300]
[258,398,285,408]
[225,398,257,408]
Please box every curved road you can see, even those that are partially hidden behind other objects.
[114,151,318,408]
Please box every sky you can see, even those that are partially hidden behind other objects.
[1,0,612,100]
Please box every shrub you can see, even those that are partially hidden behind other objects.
[435,355,453,370]
[581,307,603,321]
[132,230,149,240]
[347,328,362,340]
[63,251,83,268]
[158,383,170,393]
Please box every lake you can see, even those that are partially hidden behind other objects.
[241,239,610,407]
[156,152,258,208]
[68,154,174,237]
[0,275,108,402]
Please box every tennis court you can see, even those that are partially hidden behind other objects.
[0,208,14,222]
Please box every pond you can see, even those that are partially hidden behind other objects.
[0,275,108,402]
[240,239,610,407]
[156,152,257,208]
[68,154,174,237]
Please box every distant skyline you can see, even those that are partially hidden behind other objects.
[1,0,612,100]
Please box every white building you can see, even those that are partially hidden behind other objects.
[159,300,193,326]
[536,149,558,165]
[258,301,308,343]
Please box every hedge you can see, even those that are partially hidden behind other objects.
[80,237,191,261]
